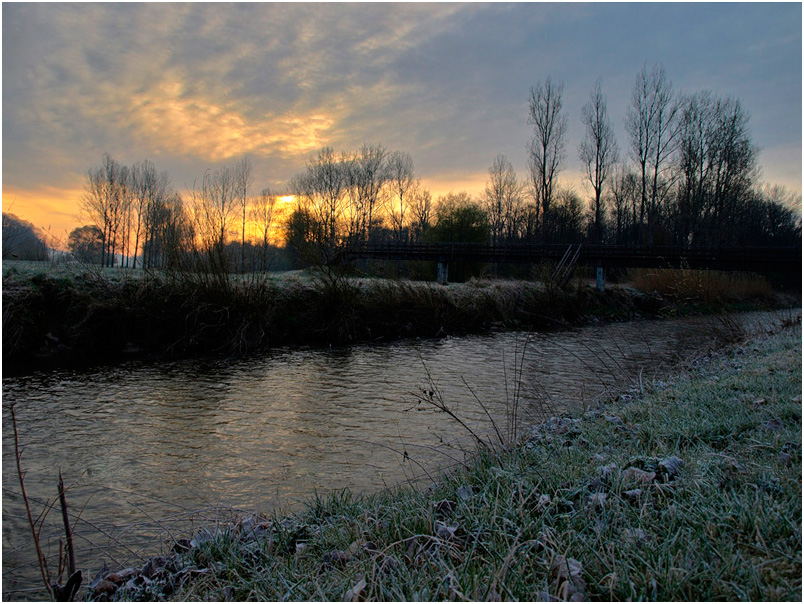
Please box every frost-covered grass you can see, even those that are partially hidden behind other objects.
[91,320,801,601]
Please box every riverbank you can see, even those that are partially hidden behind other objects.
[85,316,801,601]
[2,262,796,372]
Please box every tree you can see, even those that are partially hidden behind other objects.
[483,154,523,244]
[2,213,47,260]
[81,153,131,267]
[386,150,416,242]
[235,156,253,272]
[429,192,489,243]
[609,165,639,244]
[527,77,567,239]
[625,63,679,244]
[550,189,585,243]
[67,225,103,264]
[579,79,618,242]
[293,147,347,249]
[347,143,388,243]
[191,165,238,275]
[129,159,173,269]
[250,188,279,271]
[674,92,756,246]
[409,183,432,242]
[143,192,190,270]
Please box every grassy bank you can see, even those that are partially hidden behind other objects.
[2,261,795,372]
[86,318,801,601]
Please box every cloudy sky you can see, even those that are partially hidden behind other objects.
[3,2,801,244]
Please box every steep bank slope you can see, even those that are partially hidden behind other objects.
[3,268,795,372]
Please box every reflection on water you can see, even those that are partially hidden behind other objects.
[1,310,787,598]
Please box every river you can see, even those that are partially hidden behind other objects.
[1,310,789,599]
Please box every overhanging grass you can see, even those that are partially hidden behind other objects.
[93,321,801,601]
[6,262,796,372]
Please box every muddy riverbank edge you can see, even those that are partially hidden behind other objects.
[79,317,801,602]
[2,268,798,373]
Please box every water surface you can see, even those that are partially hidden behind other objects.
[2,310,786,598]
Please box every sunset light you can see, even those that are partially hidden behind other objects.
[3,3,800,247]
[2,4,801,601]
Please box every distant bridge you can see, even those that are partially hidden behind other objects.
[348,242,801,276]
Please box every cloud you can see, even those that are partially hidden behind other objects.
[124,76,337,161]
[3,4,471,172]
[2,1,801,236]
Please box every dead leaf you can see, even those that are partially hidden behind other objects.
[763,418,783,431]
[105,568,138,584]
[586,492,607,509]
[623,528,649,543]
[624,488,643,502]
[345,576,367,601]
[598,463,618,479]
[659,456,683,479]
[435,520,459,540]
[623,467,656,485]
[346,540,363,558]
[550,555,586,601]
[456,485,474,501]
[91,579,117,597]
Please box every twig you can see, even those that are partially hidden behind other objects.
[8,403,53,599]
[58,471,76,577]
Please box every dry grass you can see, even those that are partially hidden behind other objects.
[628,267,773,303]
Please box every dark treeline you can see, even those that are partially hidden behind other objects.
[65,63,800,274]
[2,213,48,261]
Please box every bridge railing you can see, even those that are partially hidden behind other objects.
[345,242,801,273]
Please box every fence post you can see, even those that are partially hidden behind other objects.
[437,260,449,285]
[596,265,605,292]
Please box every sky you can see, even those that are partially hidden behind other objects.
[2,2,802,247]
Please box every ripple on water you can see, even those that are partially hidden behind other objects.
[1,310,792,599]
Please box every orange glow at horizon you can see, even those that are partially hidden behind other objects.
[2,173,501,255]
[421,173,488,202]
[2,185,86,250]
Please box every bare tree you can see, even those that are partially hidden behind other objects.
[625,63,679,244]
[527,77,568,240]
[673,92,757,246]
[609,164,639,244]
[308,147,346,246]
[235,156,253,272]
[81,153,130,267]
[287,147,350,271]
[579,79,618,242]
[130,160,171,269]
[350,143,388,243]
[386,150,415,242]
[409,182,432,242]
[250,188,278,271]
[147,192,190,270]
[191,165,237,274]
[483,154,523,244]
